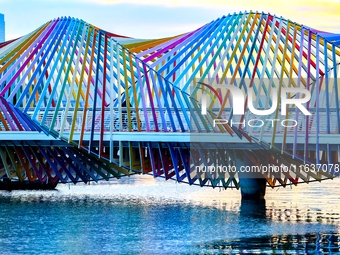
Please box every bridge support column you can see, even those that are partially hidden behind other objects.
[233,151,267,200]
[239,178,266,200]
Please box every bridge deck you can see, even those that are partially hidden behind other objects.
[0,131,339,145]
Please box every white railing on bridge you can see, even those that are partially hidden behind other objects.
[8,107,336,135]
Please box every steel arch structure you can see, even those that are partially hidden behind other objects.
[0,11,340,189]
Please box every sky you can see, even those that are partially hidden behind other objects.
[1,0,340,40]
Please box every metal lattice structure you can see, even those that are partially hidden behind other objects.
[0,12,340,189]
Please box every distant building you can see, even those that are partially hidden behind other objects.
[0,14,4,42]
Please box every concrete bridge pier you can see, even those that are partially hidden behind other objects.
[239,178,266,200]
[233,151,267,200]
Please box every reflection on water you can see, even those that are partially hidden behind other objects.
[198,233,340,254]
[0,175,339,254]
[240,199,266,218]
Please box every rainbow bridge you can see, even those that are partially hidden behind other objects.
[0,11,340,198]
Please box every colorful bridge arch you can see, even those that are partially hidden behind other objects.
[0,11,339,191]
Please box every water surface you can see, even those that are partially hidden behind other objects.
[0,176,339,254]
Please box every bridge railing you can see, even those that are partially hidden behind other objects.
[21,107,339,135]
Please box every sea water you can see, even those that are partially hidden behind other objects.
[0,175,339,254]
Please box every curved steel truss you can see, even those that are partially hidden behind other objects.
[0,12,340,188]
